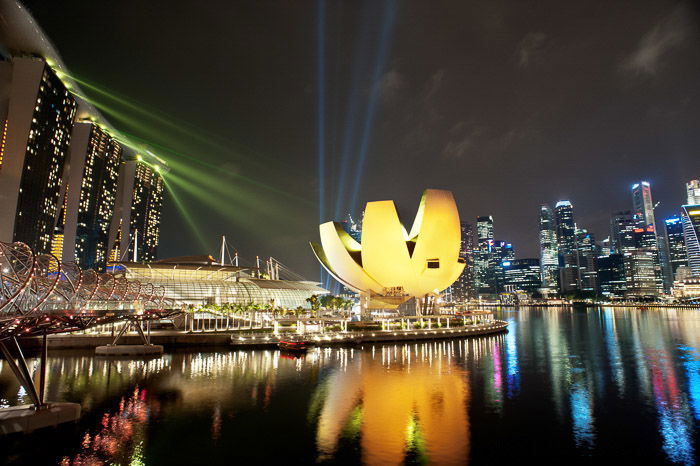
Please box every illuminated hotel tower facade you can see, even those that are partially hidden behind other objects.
[0,3,167,268]
[0,55,76,253]
[538,204,559,293]
[108,157,165,263]
[59,122,122,270]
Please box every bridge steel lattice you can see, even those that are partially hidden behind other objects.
[0,241,178,408]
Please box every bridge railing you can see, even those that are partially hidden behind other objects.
[0,241,177,340]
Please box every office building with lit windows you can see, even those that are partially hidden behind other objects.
[687,180,700,205]
[632,181,656,229]
[57,122,122,270]
[452,221,475,301]
[0,55,76,253]
[610,210,635,253]
[554,201,575,254]
[624,249,660,298]
[682,204,700,276]
[554,200,579,294]
[538,204,559,293]
[576,228,599,294]
[108,156,166,263]
[474,216,494,294]
[622,226,662,297]
[503,258,542,293]
[596,254,626,298]
[476,216,494,243]
[663,215,687,279]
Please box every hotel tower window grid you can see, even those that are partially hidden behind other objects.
[0,118,7,170]
[128,162,164,262]
[13,64,76,253]
[73,125,122,270]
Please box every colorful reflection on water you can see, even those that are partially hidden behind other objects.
[0,307,700,464]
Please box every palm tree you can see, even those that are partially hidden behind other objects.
[306,294,321,316]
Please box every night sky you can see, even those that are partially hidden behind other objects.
[19,0,700,280]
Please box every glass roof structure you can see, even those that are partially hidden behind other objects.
[112,260,328,309]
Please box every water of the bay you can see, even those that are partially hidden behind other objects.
[1,307,700,465]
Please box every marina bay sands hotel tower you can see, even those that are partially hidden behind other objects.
[0,2,166,269]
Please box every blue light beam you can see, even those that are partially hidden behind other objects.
[348,0,399,214]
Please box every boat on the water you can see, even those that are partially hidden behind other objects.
[278,338,313,352]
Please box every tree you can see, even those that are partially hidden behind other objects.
[306,294,321,315]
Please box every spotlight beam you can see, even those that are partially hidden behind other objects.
[348,0,398,214]
[332,0,373,221]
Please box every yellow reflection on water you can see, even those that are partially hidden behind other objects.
[317,351,470,465]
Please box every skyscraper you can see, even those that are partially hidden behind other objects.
[632,181,656,229]
[687,180,700,205]
[596,254,626,298]
[576,228,599,294]
[538,204,559,293]
[610,210,635,253]
[108,157,165,263]
[663,215,687,281]
[624,226,663,296]
[59,122,122,270]
[452,222,475,301]
[0,56,77,253]
[474,216,494,294]
[554,201,575,254]
[682,204,700,276]
[503,258,542,293]
[476,216,494,242]
[491,240,515,293]
[554,200,578,294]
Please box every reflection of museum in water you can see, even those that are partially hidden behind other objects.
[315,351,470,464]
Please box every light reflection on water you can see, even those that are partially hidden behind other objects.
[0,307,699,464]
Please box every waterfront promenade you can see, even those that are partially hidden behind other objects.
[16,320,508,350]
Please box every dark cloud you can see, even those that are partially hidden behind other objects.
[423,69,445,102]
[621,3,691,75]
[377,69,405,103]
[515,32,548,67]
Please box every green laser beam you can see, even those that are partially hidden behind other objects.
[109,127,312,206]
[64,70,303,176]
[162,177,211,252]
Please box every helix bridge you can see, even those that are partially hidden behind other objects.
[0,241,179,409]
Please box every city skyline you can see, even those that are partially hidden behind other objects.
[13,0,700,279]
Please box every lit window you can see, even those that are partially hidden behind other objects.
[427,259,440,269]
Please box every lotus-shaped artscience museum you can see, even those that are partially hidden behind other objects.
[311,189,465,303]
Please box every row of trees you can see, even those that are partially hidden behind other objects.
[185,302,305,318]
[305,294,354,314]
[185,294,354,318]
